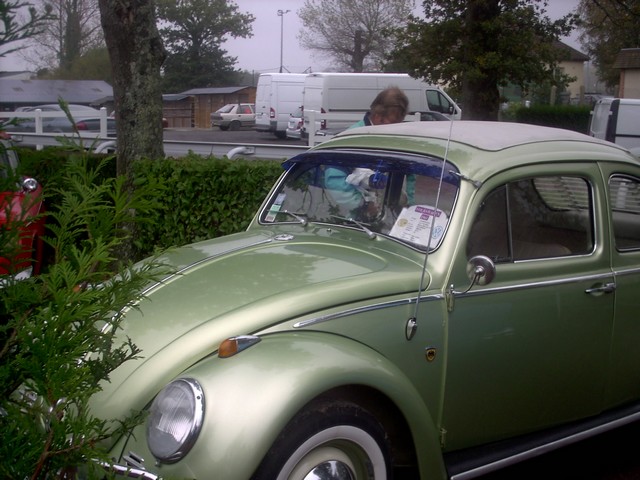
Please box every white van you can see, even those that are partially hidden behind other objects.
[301,72,461,137]
[254,73,306,139]
[589,98,640,153]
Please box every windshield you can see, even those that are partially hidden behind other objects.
[216,104,235,113]
[261,149,460,250]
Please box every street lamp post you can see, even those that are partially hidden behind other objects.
[277,9,291,73]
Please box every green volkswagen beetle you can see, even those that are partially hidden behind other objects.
[94,121,640,480]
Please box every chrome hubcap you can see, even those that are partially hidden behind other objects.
[303,460,355,480]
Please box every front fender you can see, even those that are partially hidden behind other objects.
[119,332,446,480]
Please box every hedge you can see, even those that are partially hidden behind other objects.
[131,154,283,256]
[512,104,592,134]
[14,147,284,260]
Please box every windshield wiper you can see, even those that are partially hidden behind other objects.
[282,210,308,226]
[330,215,376,239]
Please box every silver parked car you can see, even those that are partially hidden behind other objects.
[210,103,256,131]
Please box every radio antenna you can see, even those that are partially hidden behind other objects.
[407,119,455,340]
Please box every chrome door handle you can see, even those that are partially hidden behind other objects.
[585,282,616,294]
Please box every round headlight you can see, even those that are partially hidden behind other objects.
[146,378,205,463]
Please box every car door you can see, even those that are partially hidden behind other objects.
[600,164,640,407]
[439,163,614,451]
[239,105,254,127]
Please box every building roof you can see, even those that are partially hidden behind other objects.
[163,94,192,102]
[554,41,589,62]
[613,48,640,69]
[0,79,113,104]
[180,86,253,95]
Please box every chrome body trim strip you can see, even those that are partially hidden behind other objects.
[450,411,640,480]
[293,294,443,329]
[614,266,640,277]
[454,271,614,298]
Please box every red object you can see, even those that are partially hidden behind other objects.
[0,140,46,277]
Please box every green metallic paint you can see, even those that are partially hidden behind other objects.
[91,227,430,424]
[89,122,640,479]
[115,332,448,480]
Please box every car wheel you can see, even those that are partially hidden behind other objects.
[252,400,391,480]
[219,125,229,131]
[229,120,241,131]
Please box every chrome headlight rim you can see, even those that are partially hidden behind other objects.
[146,378,205,464]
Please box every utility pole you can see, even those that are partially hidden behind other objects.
[277,9,291,73]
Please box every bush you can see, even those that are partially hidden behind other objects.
[0,152,167,479]
[133,154,283,258]
[512,104,592,134]
[14,147,285,261]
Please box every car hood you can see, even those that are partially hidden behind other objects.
[93,228,425,416]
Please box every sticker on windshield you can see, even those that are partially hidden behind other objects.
[265,193,287,222]
[389,205,447,248]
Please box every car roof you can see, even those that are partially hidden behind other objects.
[320,121,639,181]
[16,104,98,112]
[336,121,617,152]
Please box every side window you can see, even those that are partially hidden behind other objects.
[609,175,640,251]
[467,176,593,262]
[426,90,452,114]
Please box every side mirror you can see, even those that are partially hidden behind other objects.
[446,255,497,312]
[21,177,39,193]
[466,255,496,287]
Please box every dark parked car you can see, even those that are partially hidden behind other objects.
[40,121,640,479]
[0,136,45,279]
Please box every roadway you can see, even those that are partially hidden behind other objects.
[163,127,307,147]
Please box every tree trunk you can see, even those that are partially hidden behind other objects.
[98,0,165,264]
[98,0,166,179]
[461,76,500,121]
[461,0,500,121]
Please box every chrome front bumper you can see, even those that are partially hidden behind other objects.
[97,461,160,480]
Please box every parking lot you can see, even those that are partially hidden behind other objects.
[163,127,308,146]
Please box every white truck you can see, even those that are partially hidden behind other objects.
[254,73,306,139]
[301,72,461,138]
[589,97,640,155]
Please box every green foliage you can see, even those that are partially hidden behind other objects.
[577,0,640,89]
[14,147,116,209]
[156,0,255,92]
[392,0,578,120]
[47,47,113,83]
[15,147,284,260]
[0,0,55,57]
[0,151,168,478]
[512,104,592,133]
[133,154,283,257]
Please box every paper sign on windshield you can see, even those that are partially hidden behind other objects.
[389,205,447,248]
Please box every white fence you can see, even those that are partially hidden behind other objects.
[0,108,111,137]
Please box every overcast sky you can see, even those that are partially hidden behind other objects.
[226,0,583,74]
[0,0,582,74]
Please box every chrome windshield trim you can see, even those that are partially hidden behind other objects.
[293,294,443,329]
